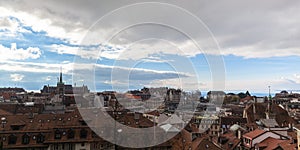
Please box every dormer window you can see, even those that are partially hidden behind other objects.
[80,129,88,139]
[22,133,30,144]
[54,129,62,139]
[36,133,45,143]
[8,134,17,145]
[11,124,25,130]
[244,138,251,145]
[67,129,75,139]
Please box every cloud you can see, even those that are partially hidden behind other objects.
[0,6,86,44]
[280,74,300,84]
[293,74,300,82]
[48,43,124,60]
[0,43,41,60]
[144,78,206,90]
[1,1,299,59]
[0,61,70,74]
[10,73,24,81]
[1,0,300,92]
[0,60,192,87]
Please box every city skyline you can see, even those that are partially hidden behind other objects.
[1,1,300,93]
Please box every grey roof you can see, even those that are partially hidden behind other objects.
[160,114,184,125]
[260,119,279,128]
[160,124,180,132]
[229,124,246,131]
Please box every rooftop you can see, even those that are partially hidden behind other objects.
[243,129,266,139]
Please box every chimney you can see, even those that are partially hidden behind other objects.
[134,113,140,120]
[265,112,270,119]
[228,143,233,148]
[289,123,293,130]
[253,103,256,114]
[238,130,242,139]
[297,129,300,150]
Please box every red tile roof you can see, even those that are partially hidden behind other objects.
[257,137,287,150]
[277,139,297,150]
[244,103,295,126]
[243,129,266,139]
[0,108,13,116]
[216,132,241,150]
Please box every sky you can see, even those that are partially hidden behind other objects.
[0,0,300,93]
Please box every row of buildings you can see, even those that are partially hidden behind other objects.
[1,72,300,149]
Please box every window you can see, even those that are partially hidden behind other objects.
[11,125,22,130]
[22,133,30,144]
[36,133,45,143]
[80,129,88,139]
[67,129,75,139]
[81,142,85,147]
[8,134,17,145]
[67,144,75,150]
[55,129,62,139]
[244,138,251,145]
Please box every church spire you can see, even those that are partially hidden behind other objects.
[59,67,62,83]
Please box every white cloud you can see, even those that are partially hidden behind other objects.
[1,1,300,58]
[48,39,199,61]
[10,73,24,81]
[0,60,191,80]
[145,78,204,90]
[221,46,300,59]
[0,61,72,74]
[0,7,86,44]
[0,17,20,37]
[0,43,41,60]
[49,44,125,60]
[293,74,300,82]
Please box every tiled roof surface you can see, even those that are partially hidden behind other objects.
[194,139,222,150]
[215,132,241,150]
[277,139,297,150]
[220,116,247,126]
[243,129,266,139]
[260,119,279,128]
[257,137,287,150]
[0,107,159,149]
[244,103,294,126]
